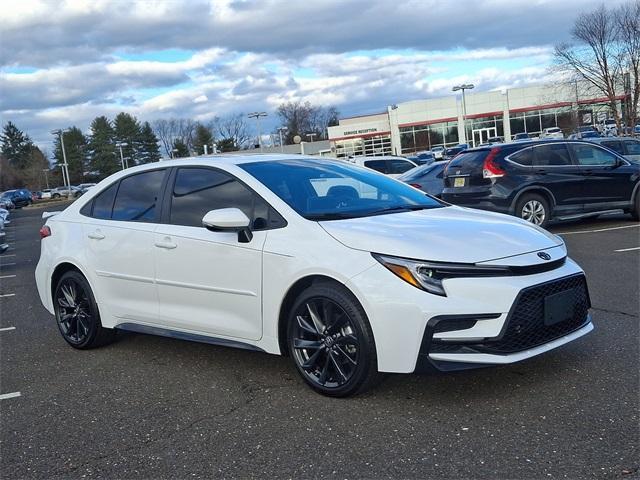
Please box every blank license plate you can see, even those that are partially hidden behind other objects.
[544,289,577,326]
[453,177,466,187]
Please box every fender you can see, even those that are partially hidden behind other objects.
[510,186,557,215]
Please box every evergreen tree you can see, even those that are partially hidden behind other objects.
[172,138,189,158]
[114,112,142,166]
[216,138,239,152]
[88,116,117,178]
[1,121,34,169]
[139,122,161,163]
[53,127,88,185]
[193,123,214,155]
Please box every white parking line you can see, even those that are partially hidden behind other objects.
[0,392,21,401]
[614,246,640,252]
[0,326,16,332]
[0,263,16,267]
[0,275,16,279]
[0,293,15,298]
[0,254,15,258]
[557,224,640,235]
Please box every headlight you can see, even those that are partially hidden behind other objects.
[372,253,511,296]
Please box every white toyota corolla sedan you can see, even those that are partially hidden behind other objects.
[35,155,593,397]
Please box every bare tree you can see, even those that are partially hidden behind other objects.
[617,0,640,129]
[152,118,198,157]
[276,101,340,143]
[213,114,251,150]
[554,5,625,128]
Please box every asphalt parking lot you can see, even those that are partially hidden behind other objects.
[1,206,638,479]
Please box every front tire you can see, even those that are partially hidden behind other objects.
[287,282,379,397]
[516,193,550,228]
[53,271,115,349]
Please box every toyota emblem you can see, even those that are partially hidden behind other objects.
[537,252,552,261]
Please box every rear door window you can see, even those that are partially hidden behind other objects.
[387,159,415,174]
[363,160,387,173]
[623,140,640,156]
[601,141,623,154]
[509,147,534,166]
[571,144,617,166]
[534,144,572,166]
[112,169,166,222]
[89,182,118,219]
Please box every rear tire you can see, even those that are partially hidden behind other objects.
[515,193,551,228]
[287,282,379,397]
[53,271,115,349]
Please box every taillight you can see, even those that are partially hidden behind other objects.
[410,183,422,189]
[39,225,51,239]
[482,147,505,179]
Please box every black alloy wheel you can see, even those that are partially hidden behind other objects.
[288,282,379,397]
[54,271,115,349]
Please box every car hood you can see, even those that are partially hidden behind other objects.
[319,206,563,264]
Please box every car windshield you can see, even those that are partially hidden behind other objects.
[241,159,444,221]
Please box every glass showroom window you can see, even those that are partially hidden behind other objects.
[334,135,391,158]
[399,121,458,155]
[464,115,503,143]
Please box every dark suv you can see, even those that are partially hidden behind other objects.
[441,140,640,227]
[1,189,33,208]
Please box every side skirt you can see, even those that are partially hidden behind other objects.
[115,323,265,352]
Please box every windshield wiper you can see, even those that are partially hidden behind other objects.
[305,212,360,221]
[364,205,435,216]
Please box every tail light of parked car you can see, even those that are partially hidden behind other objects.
[39,225,51,239]
[482,147,505,179]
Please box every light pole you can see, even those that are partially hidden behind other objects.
[42,169,50,189]
[277,127,288,153]
[115,141,128,169]
[51,129,71,196]
[452,84,474,144]
[248,112,268,152]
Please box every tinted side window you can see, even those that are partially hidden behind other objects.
[364,160,387,173]
[572,144,617,166]
[509,148,534,166]
[112,170,165,222]
[624,141,640,155]
[170,168,280,230]
[92,183,118,218]
[601,141,623,154]
[388,159,415,174]
[534,144,572,166]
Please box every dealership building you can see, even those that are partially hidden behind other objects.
[327,82,628,158]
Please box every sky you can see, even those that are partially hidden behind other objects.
[0,0,625,152]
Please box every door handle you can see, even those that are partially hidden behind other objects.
[583,169,594,176]
[154,240,177,250]
[87,230,105,240]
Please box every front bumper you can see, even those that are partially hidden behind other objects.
[347,257,592,373]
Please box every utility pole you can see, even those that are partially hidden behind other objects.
[42,169,50,189]
[248,112,268,152]
[452,84,474,144]
[115,142,128,170]
[277,127,288,153]
[51,129,71,195]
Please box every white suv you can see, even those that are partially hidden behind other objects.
[540,127,564,139]
[35,155,593,396]
[348,156,417,177]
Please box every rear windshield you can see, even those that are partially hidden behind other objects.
[446,150,489,170]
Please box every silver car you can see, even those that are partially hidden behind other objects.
[587,137,640,163]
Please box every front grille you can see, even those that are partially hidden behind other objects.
[430,274,590,355]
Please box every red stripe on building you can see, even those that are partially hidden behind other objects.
[398,117,458,128]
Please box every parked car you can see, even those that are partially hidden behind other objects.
[77,183,97,194]
[540,127,564,139]
[0,197,14,210]
[634,124,640,136]
[408,152,435,165]
[398,161,448,197]
[442,140,639,227]
[51,186,82,198]
[36,155,594,397]
[512,132,531,141]
[487,136,504,144]
[349,156,418,177]
[586,137,640,163]
[444,145,468,159]
[431,146,445,159]
[1,189,32,208]
[40,189,53,199]
[568,126,600,140]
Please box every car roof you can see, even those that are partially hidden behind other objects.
[461,139,614,153]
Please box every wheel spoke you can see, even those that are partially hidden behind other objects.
[61,284,76,308]
[306,302,325,334]
[293,338,322,349]
[301,348,323,370]
[77,316,88,338]
[324,311,347,335]
[296,315,318,336]
[329,351,348,382]
[336,334,358,346]
[318,355,331,384]
[335,345,357,365]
